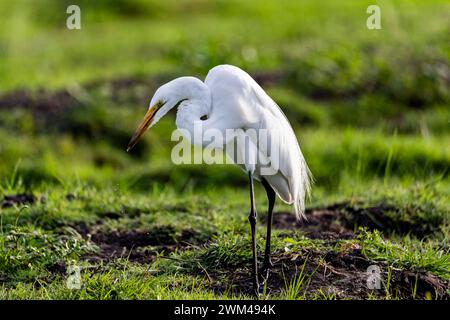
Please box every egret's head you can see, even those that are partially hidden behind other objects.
[127,76,207,152]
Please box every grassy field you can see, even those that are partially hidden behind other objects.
[0,0,449,299]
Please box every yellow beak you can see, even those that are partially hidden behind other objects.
[127,101,163,152]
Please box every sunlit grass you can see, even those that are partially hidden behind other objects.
[0,0,448,300]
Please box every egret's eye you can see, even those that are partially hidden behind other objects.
[200,114,208,121]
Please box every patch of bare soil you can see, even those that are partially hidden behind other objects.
[0,72,282,117]
[265,202,439,239]
[73,223,210,263]
[1,193,36,208]
[0,76,159,117]
[205,248,449,300]
[0,89,78,117]
[188,202,447,299]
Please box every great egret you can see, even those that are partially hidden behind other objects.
[127,64,311,294]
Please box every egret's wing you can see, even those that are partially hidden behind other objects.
[205,65,311,218]
[248,77,311,218]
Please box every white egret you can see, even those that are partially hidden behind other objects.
[127,64,311,294]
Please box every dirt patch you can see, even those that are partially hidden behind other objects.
[265,202,439,239]
[99,206,144,220]
[204,248,449,300]
[1,193,36,208]
[65,193,77,201]
[74,224,211,263]
[252,70,286,87]
[0,89,79,116]
[0,72,281,117]
[0,76,160,117]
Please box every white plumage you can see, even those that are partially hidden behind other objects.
[204,65,311,219]
[129,64,311,219]
[127,64,312,293]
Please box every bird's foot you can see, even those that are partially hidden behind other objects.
[260,259,274,286]
[263,259,274,269]
[252,283,262,299]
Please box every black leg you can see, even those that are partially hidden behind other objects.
[248,171,259,295]
[261,178,275,281]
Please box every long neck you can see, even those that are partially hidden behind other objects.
[175,79,213,146]
[151,77,213,137]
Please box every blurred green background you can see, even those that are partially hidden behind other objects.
[0,0,448,193]
[0,0,449,300]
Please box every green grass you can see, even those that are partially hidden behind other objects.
[0,180,448,299]
[360,230,450,280]
[0,0,449,299]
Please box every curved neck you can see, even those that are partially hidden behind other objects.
[150,76,212,131]
[172,78,212,145]
[176,98,211,144]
